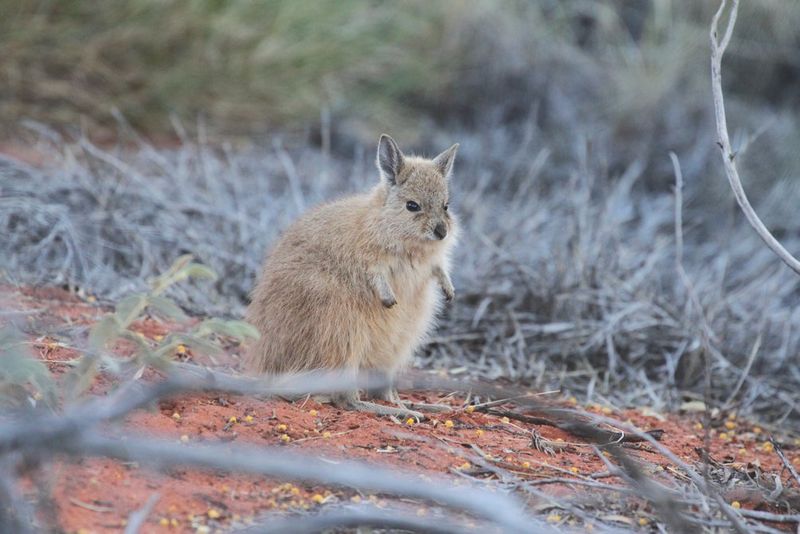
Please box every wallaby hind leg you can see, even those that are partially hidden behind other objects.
[333,391,424,420]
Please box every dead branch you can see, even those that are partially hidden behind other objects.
[65,431,538,534]
[235,505,486,534]
[710,0,800,276]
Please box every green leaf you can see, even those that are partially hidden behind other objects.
[182,263,217,281]
[88,315,121,350]
[115,293,148,327]
[194,319,259,341]
[147,295,188,321]
[0,326,55,407]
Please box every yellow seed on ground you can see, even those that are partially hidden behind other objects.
[459,462,471,470]
[738,448,747,456]
[244,415,254,423]
[546,513,562,523]
[753,427,762,434]
[501,416,510,424]
[309,409,318,416]
[290,487,300,496]
[180,434,189,443]
[444,420,454,428]
[207,509,221,519]
[476,429,484,437]
[569,466,579,474]
[322,431,331,439]
[87,295,97,303]
[350,495,362,503]
[176,344,187,354]
[567,396,578,405]
[762,441,774,453]
[465,405,475,413]
[719,432,729,441]
[693,422,703,430]
[280,434,291,443]
[724,421,736,430]
[196,526,211,534]
[228,416,238,424]
[159,517,169,526]
[406,418,415,425]
[153,334,163,341]
[731,501,741,509]
[522,461,531,469]
[311,494,324,504]
[276,423,287,431]
[727,412,737,421]
[638,517,649,526]
[794,438,800,446]
[601,406,613,415]
[172,412,181,421]
[170,518,179,527]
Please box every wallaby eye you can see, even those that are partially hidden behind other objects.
[443,203,449,211]
[406,201,421,212]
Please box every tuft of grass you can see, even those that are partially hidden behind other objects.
[3,124,800,424]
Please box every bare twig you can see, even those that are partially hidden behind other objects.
[124,493,160,534]
[236,505,485,534]
[710,0,800,276]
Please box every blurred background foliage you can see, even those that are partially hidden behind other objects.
[1,0,799,145]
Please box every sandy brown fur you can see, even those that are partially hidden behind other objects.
[246,135,458,390]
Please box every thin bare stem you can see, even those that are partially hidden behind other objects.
[710,0,800,276]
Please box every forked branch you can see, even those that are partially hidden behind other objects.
[710,0,800,276]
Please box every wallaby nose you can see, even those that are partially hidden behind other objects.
[433,223,447,240]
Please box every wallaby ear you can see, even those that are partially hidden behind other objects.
[433,143,459,178]
[376,134,405,186]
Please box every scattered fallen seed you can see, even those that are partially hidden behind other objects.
[172,412,181,421]
[228,416,238,424]
[546,513,562,523]
[244,415,254,423]
[444,420,454,428]
[309,409,318,416]
[322,431,331,439]
[731,501,741,509]
[280,434,291,443]
[276,423,288,432]
[207,509,221,519]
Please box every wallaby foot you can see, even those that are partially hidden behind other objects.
[333,391,424,420]
[381,389,453,414]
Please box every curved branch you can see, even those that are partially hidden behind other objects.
[710,0,800,276]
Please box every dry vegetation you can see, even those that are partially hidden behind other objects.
[2,0,800,532]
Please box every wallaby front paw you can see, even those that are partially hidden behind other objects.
[382,297,397,308]
[442,285,455,302]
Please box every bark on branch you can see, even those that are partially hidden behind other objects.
[710,0,800,276]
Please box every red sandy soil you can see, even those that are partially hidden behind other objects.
[4,285,800,533]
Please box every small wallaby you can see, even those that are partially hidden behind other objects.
[246,134,459,418]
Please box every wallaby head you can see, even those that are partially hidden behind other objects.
[376,134,459,244]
